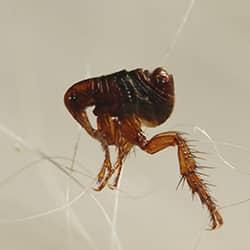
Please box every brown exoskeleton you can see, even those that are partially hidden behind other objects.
[64,67,223,229]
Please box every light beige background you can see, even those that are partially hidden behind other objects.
[0,0,250,249]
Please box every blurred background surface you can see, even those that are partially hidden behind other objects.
[0,0,250,249]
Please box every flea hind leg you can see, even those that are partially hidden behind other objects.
[120,116,223,230]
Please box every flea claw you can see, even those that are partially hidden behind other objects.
[93,184,105,192]
[108,184,117,190]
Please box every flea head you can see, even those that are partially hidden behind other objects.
[64,81,94,119]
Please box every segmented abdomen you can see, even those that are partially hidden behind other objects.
[92,68,174,126]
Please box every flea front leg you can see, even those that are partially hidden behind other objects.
[97,143,132,191]
[72,111,112,190]
[108,142,133,189]
[94,114,124,191]
[94,143,112,191]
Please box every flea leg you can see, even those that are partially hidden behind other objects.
[108,142,133,189]
[72,111,113,189]
[95,115,133,190]
[73,111,97,138]
[120,116,223,230]
[94,115,118,191]
[95,144,112,185]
